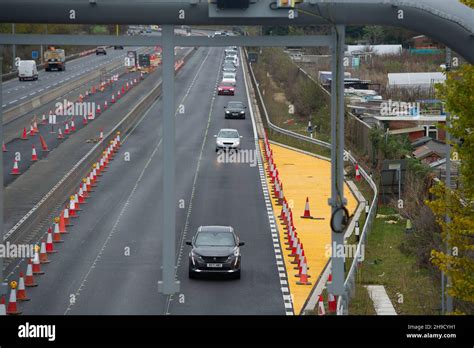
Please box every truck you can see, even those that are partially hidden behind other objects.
[44,47,66,71]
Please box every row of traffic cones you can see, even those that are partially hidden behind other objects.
[262,131,312,286]
[316,274,338,315]
[1,131,122,315]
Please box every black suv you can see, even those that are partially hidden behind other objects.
[187,226,244,279]
[224,101,247,119]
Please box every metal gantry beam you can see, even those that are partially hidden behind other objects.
[157,25,180,295]
[328,25,347,305]
[0,34,333,47]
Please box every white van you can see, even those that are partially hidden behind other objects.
[18,60,38,81]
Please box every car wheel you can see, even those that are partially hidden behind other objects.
[188,268,195,279]
[233,270,241,280]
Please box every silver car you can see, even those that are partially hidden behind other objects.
[215,128,242,152]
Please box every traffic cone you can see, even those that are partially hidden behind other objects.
[32,247,44,275]
[117,90,121,99]
[33,119,39,134]
[69,196,78,217]
[59,211,68,234]
[83,115,88,125]
[39,135,49,152]
[328,292,337,313]
[41,114,47,125]
[64,123,70,135]
[39,240,50,264]
[64,208,72,226]
[78,187,86,204]
[28,124,35,137]
[6,282,22,314]
[31,145,38,161]
[122,85,125,94]
[99,129,104,140]
[318,295,326,315]
[71,119,76,132]
[2,142,7,152]
[11,160,20,175]
[24,259,38,287]
[82,179,90,197]
[97,104,101,115]
[53,217,63,243]
[16,272,30,301]
[296,258,312,286]
[21,127,28,140]
[74,193,82,211]
[111,94,115,103]
[301,197,314,219]
[104,100,108,110]
[45,227,56,254]
[355,164,361,181]
[0,295,6,315]
[57,128,64,139]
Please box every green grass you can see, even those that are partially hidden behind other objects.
[349,206,442,315]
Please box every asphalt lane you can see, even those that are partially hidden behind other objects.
[10,45,284,315]
[2,47,134,108]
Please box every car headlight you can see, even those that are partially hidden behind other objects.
[216,140,223,146]
[240,111,245,114]
[226,110,230,114]
[191,250,204,262]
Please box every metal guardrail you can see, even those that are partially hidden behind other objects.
[3,47,197,248]
[245,48,378,314]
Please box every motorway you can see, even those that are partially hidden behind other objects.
[2,47,132,109]
[4,46,287,315]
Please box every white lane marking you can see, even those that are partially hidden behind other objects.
[8,100,17,104]
[19,96,27,100]
[241,47,294,316]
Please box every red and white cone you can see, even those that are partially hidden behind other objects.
[31,145,38,161]
[52,218,63,243]
[111,94,115,103]
[328,292,337,313]
[64,208,72,226]
[32,248,45,275]
[16,272,30,302]
[318,295,326,315]
[71,119,76,132]
[11,160,20,175]
[99,129,104,141]
[355,164,361,181]
[2,142,7,152]
[57,128,64,139]
[97,104,101,115]
[6,283,22,315]
[45,227,56,254]
[296,258,312,286]
[39,240,51,264]
[24,259,38,287]
[301,197,314,219]
[69,195,78,217]
[64,123,70,135]
[0,295,6,315]
[41,114,47,124]
[104,101,108,110]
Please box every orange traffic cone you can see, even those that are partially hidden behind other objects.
[69,196,78,217]
[33,119,39,134]
[64,123,70,135]
[71,119,76,132]
[11,160,20,175]
[301,197,314,219]
[31,145,38,161]
[16,272,30,301]
[39,239,50,264]
[21,127,28,140]
[6,282,22,315]
[45,227,56,254]
[296,258,312,286]
[32,247,44,275]
[64,208,72,226]
[24,259,38,287]
[29,124,36,137]
[59,212,68,234]
[318,295,326,315]
[53,217,63,243]
[39,135,49,152]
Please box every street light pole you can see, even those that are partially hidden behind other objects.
[0,45,7,300]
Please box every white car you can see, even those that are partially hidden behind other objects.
[224,55,239,67]
[221,72,236,86]
[215,129,242,152]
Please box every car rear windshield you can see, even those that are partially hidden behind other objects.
[195,232,235,247]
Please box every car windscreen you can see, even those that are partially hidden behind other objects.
[228,102,243,109]
[220,82,234,87]
[223,74,235,79]
[195,232,235,247]
[218,130,239,138]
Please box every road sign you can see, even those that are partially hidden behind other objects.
[32,50,39,59]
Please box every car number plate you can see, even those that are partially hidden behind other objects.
[207,263,223,268]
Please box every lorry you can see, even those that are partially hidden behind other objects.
[18,60,38,81]
[44,47,66,71]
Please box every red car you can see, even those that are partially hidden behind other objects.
[217,82,235,96]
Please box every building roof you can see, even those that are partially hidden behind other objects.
[412,139,448,159]
[347,45,402,55]
[388,72,446,88]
